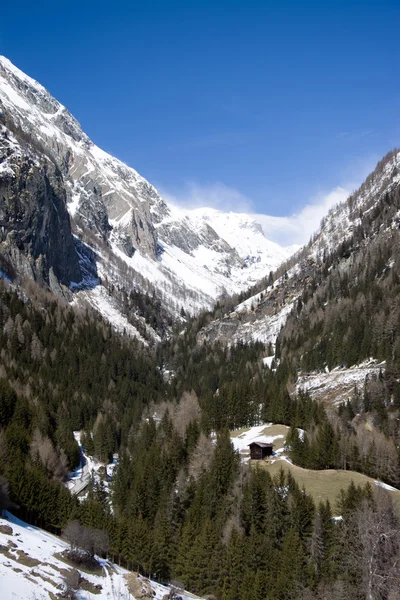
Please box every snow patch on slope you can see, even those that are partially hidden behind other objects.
[231,424,285,454]
[73,285,149,343]
[296,359,386,405]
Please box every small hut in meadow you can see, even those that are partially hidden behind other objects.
[248,442,274,460]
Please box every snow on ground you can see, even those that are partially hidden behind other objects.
[310,151,400,262]
[66,432,118,500]
[109,238,216,316]
[296,358,386,405]
[234,300,296,346]
[159,241,224,299]
[0,512,203,600]
[0,163,16,177]
[1,55,295,322]
[234,287,270,314]
[263,356,275,368]
[188,207,298,272]
[375,481,399,492]
[159,204,298,297]
[73,285,149,344]
[0,511,130,600]
[231,424,309,467]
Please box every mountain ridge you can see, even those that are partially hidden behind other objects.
[0,55,295,339]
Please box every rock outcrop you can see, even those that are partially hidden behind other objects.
[0,124,81,289]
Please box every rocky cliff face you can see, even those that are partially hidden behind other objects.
[0,57,160,259]
[0,121,81,291]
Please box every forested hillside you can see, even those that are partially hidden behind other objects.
[0,279,163,528]
[1,267,400,599]
[279,184,400,372]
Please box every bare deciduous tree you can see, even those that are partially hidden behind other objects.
[342,489,400,600]
[188,433,214,481]
[30,429,68,481]
[173,391,201,437]
[63,521,109,561]
[63,521,81,552]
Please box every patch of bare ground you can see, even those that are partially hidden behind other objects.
[30,569,63,590]
[125,572,153,599]
[0,524,13,535]
[0,544,11,557]
[80,576,102,595]
[45,563,71,578]
[54,550,105,576]
[15,549,40,567]
[0,540,21,561]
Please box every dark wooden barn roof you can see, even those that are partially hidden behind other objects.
[248,442,274,448]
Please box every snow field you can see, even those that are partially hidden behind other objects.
[295,359,386,406]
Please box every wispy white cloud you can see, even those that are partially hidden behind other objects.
[160,181,255,213]
[254,187,350,246]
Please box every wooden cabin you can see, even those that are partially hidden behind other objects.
[248,442,274,460]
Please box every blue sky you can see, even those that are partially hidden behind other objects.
[1,1,400,244]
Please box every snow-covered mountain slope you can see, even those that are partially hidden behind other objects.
[197,260,301,347]
[198,149,400,349]
[0,512,203,600]
[295,359,387,407]
[175,206,297,288]
[310,149,400,261]
[0,55,294,335]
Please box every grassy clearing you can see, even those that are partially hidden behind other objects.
[260,458,400,515]
[259,424,288,451]
[30,571,62,590]
[15,549,40,568]
[234,423,400,516]
[80,576,102,595]
[231,423,288,439]
[0,543,41,567]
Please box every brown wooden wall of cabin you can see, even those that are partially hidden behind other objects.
[250,446,263,460]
